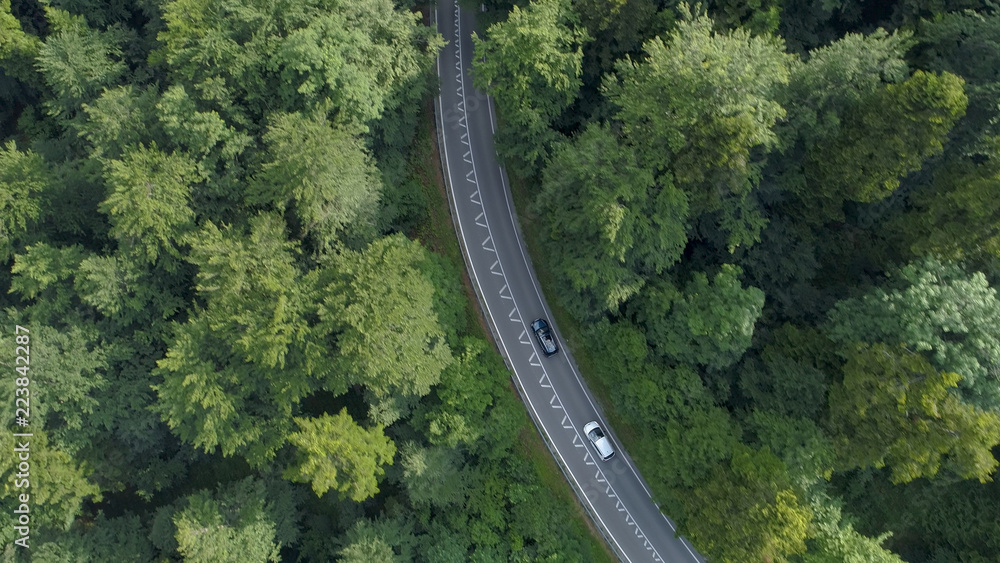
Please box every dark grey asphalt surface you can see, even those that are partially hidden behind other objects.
[432,2,707,561]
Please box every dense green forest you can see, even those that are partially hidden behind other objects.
[0,0,613,561]
[4,0,1000,561]
[471,0,1000,561]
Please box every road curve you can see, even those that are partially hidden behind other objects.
[431,2,706,562]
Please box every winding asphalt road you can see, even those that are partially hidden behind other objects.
[432,2,706,561]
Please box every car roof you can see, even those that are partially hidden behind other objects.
[595,438,614,459]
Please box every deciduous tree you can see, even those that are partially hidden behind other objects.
[35,9,125,119]
[683,445,811,563]
[100,143,198,264]
[826,343,1000,483]
[400,443,468,508]
[155,0,441,126]
[635,265,764,369]
[171,478,295,563]
[605,5,793,248]
[252,110,381,250]
[0,141,48,260]
[827,257,1000,409]
[894,140,1000,260]
[33,514,155,563]
[472,0,588,174]
[319,234,452,425]
[153,315,295,464]
[0,429,101,531]
[284,409,396,501]
[535,123,688,315]
[800,496,903,563]
[800,70,966,220]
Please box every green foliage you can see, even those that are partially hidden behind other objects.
[911,10,1000,153]
[0,0,613,560]
[895,139,1000,260]
[252,109,381,250]
[740,357,828,419]
[153,316,295,463]
[320,234,453,425]
[773,28,917,222]
[338,532,397,562]
[740,324,834,420]
[826,343,1000,483]
[778,29,911,149]
[35,9,125,118]
[171,477,293,563]
[606,6,791,178]
[0,0,43,84]
[77,85,162,160]
[415,249,468,348]
[421,338,499,449]
[798,496,903,563]
[840,473,1000,562]
[153,216,320,463]
[0,428,101,531]
[746,410,835,484]
[735,217,822,321]
[100,143,198,263]
[472,0,588,174]
[33,514,155,563]
[682,445,812,563]
[155,0,441,126]
[9,0,1000,558]
[827,257,1000,409]
[801,70,967,220]
[275,0,443,128]
[536,123,687,315]
[605,4,793,248]
[187,214,308,371]
[0,141,48,260]
[9,243,88,323]
[709,0,782,35]
[625,363,740,491]
[74,252,159,322]
[0,324,104,449]
[400,443,468,508]
[156,84,253,169]
[473,0,586,121]
[338,517,417,563]
[581,318,738,507]
[635,265,765,369]
[284,409,396,501]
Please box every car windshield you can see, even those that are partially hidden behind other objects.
[590,427,604,440]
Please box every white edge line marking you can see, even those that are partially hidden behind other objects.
[438,3,705,562]
[485,51,701,563]
[437,5,640,561]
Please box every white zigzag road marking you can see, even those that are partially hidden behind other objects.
[442,3,672,561]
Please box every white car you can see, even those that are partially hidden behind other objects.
[583,421,615,461]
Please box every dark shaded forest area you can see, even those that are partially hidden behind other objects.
[470,0,1000,561]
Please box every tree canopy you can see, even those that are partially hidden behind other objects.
[5,0,1000,560]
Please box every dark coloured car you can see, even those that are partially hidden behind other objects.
[531,318,558,356]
